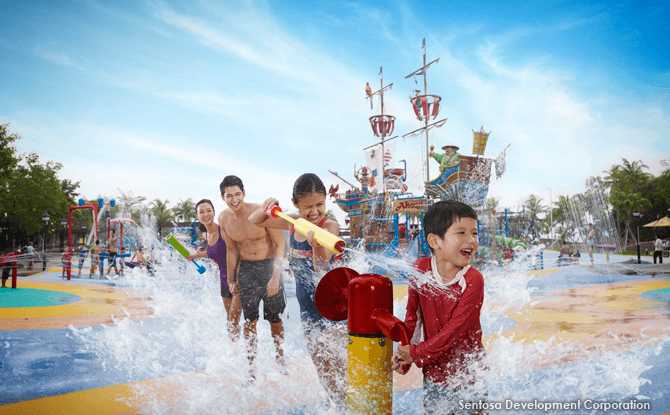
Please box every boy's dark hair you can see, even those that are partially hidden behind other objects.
[292,173,326,203]
[95,240,100,244]
[423,200,478,253]
[220,175,244,195]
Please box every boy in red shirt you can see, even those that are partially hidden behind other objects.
[392,200,487,414]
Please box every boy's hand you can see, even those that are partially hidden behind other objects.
[391,351,411,374]
[395,345,414,365]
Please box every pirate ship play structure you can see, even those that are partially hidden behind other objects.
[330,40,504,262]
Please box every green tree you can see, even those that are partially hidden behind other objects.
[1,152,77,250]
[324,209,339,226]
[609,189,652,247]
[604,159,654,245]
[173,198,195,222]
[522,194,545,241]
[110,190,147,223]
[151,199,174,224]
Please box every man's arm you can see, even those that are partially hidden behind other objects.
[219,213,239,295]
[266,228,285,297]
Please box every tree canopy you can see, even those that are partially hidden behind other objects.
[0,124,80,250]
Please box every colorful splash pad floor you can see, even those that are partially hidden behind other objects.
[1,252,669,414]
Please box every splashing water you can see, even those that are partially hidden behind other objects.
[69,228,665,414]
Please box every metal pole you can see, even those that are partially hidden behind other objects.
[548,188,553,246]
[380,76,385,192]
[505,209,508,238]
[424,47,429,181]
[636,225,641,264]
[43,225,47,271]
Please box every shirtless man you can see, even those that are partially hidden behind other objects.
[90,240,102,278]
[106,229,120,278]
[586,224,596,266]
[218,175,287,382]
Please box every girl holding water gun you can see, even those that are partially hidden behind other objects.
[249,173,347,411]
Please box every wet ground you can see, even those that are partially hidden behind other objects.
[1,252,669,414]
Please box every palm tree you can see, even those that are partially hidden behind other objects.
[115,190,146,223]
[523,194,545,241]
[151,199,174,224]
[604,159,654,246]
[173,198,196,222]
[609,190,651,248]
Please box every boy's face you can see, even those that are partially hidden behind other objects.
[428,217,479,268]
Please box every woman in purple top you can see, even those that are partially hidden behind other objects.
[188,199,241,342]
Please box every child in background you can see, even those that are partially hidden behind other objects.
[77,245,89,277]
[118,248,125,277]
[1,250,11,288]
[61,248,73,279]
[392,200,487,414]
[249,173,347,410]
[90,240,101,278]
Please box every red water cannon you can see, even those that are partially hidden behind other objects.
[2,251,21,289]
[316,267,409,344]
[315,267,409,413]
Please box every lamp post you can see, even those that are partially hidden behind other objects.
[42,210,50,271]
[60,216,67,251]
[548,188,553,247]
[632,209,641,265]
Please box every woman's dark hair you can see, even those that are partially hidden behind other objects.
[196,199,214,232]
[195,199,215,213]
[423,200,478,253]
[292,173,326,203]
[220,175,244,195]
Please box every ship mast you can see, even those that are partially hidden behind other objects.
[402,39,447,182]
[367,67,395,190]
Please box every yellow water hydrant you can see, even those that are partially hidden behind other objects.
[315,267,410,414]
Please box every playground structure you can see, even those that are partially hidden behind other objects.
[331,41,498,265]
[64,198,141,280]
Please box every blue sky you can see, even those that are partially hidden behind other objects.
[1,0,668,222]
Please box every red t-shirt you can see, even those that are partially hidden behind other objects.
[405,256,486,387]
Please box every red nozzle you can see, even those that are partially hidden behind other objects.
[265,205,282,218]
[335,240,346,254]
[371,308,410,346]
